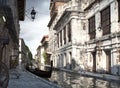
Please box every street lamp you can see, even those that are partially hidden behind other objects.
[25,7,37,21]
[30,7,36,21]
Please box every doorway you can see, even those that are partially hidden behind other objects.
[92,52,96,72]
[105,50,111,74]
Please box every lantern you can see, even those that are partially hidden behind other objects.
[30,8,36,21]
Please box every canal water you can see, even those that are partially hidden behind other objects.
[48,70,120,88]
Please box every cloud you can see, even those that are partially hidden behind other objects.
[20,0,50,56]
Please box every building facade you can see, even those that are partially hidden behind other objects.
[0,0,26,68]
[48,0,84,70]
[82,0,120,75]
[36,35,50,69]
[48,0,120,75]
[19,38,28,65]
[36,45,44,67]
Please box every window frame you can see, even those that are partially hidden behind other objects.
[118,0,120,22]
[57,34,59,48]
[101,6,111,35]
[63,26,66,44]
[88,16,96,40]
[60,30,62,46]
[68,21,71,42]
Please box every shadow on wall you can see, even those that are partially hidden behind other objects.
[65,59,76,70]
[111,65,120,76]
[65,59,83,71]
[95,64,120,76]
[60,55,120,76]
[86,62,120,75]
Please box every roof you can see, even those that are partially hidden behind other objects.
[84,0,103,11]
[47,12,57,27]
[41,35,49,43]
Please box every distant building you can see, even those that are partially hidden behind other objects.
[19,38,28,64]
[36,45,44,69]
[41,35,51,65]
[36,35,50,67]
[0,0,26,68]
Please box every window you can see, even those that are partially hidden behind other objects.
[101,6,110,35]
[118,0,120,21]
[60,30,62,46]
[64,26,66,44]
[88,16,96,39]
[57,34,59,48]
[64,53,67,67]
[117,50,120,63]
[68,21,71,42]
[104,50,111,73]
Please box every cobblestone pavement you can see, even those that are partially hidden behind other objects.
[8,68,62,88]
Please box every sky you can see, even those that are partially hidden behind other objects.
[20,0,50,56]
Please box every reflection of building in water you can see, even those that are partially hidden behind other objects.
[48,0,120,76]
[49,71,116,88]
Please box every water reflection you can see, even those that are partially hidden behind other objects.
[48,70,120,88]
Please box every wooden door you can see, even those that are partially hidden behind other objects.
[105,50,111,74]
[92,52,96,72]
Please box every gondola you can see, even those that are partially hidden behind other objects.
[26,61,53,78]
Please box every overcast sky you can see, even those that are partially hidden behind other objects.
[20,0,50,56]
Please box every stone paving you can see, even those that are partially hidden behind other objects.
[8,68,62,88]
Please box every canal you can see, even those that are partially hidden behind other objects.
[48,70,120,88]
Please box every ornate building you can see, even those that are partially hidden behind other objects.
[48,0,81,70]
[82,0,120,75]
[48,0,120,76]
